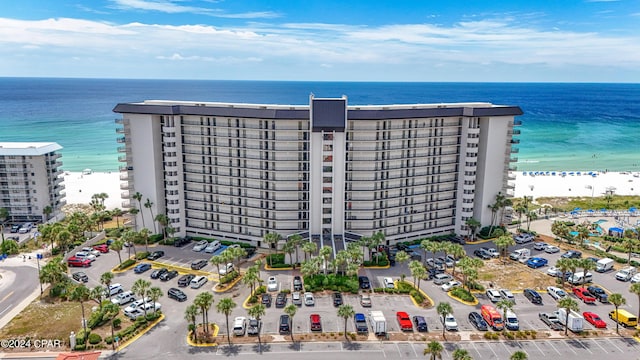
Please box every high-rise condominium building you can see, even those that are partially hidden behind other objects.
[0,142,65,223]
[114,96,522,247]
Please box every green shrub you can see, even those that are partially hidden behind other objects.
[88,333,102,345]
[220,270,239,284]
[255,286,266,295]
[450,287,475,302]
[410,290,425,304]
[149,234,163,243]
[135,252,150,260]
[248,295,258,304]
[270,263,292,268]
[113,318,122,328]
[87,310,105,329]
[160,237,176,246]
[74,344,87,351]
[266,254,285,265]
[118,259,136,270]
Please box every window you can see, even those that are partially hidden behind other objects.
[323,133,333,141]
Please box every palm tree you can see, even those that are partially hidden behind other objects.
[465,217,480,242]
[494,233,515,264]
[154,214,169,241]
[577,258,596,288]
[608,293,627,334]
[284,304,298,342]
[0,207,8,252]
[452,348,472,360]
[301,241,317,262]
[144,198,156,233]
[630,283,640,323]
[139,228,151,253]
[247,304,267,352]
[39,256,67,290]
[424,340,444,360]
[184,304,200,342]
[70,284,90,345]
[288,234,303,264]
[55,229,72,253]
[111,239,124,266]
[319,245,332,275]
[395,250,411,282]
[282,240,296,266]
[511,350,528,360]
[301,258,321,278]
[42,205,53,222]
[111,208,124,228]
[621,235,639,265]
[264,232,281,266]
[496,299,514,328]
[210,254,224,275]
[409,260,426,290]
[557,297,579,336]
[195,292,215,335]
[242,266,259,295]
[436,302,453,337]
[131,279,151,315]
[337,304,355,340]
[100,272,114,299]
[133,192,145,229]
[421,239,441,267]
[147,287,163,314]
[458,257,484,291]
[448,243,466,277]
[555,258,573,288]
[103,303,120,351]
[216,297,237,345]
[128,207,140,230]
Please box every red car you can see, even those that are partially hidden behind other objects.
[583,312,607,328]
[310,314,322,331]
[396,311,413,331]
[573,288,596,304]
[93,244,109,253]
[67,256,91,268]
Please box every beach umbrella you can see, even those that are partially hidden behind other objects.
[600,208,607,213]
[630,207,637,212]
[574,208,581,211]
[587,209,595,213]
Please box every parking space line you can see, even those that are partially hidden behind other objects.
[590,338,607,353]
[410,342,418,358]
[562,340,577,355]
[605,338,625,353]
[546,340,561,355]
[531,340,545,355]
[486,342,499,358]
[576,339,592,354]
[470,342,483,358]
[395,342,402,358]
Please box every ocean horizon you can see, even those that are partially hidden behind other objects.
[1,77,639,172]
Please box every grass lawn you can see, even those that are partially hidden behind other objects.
[532,195,640,212]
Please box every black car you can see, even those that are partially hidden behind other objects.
[332,292,343,307]
[468,312,488,331]
[151,268,168,279]
[178,274,195,287]
[72,272,89,283]
[523,288,543,304]
[168,287,187,302]
[174,237,191,247]
[293,276,303,291]
[275,292,287,308]
[261,293,272,307]
[358,276,371,289]
[413,315,428,332]
[191,259,208,270]
[279,314,290,334]
[245,247,256,258]
[10,224,20,233]
[160,270,179,281]
[587,285,609,302]
[474,248,491,260]
[147,251,165,260]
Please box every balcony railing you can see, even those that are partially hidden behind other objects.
[514,120,522,126]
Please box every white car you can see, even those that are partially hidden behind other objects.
[487,248,500,258]
[545,245,560,254]
[267,276,278,292]
[514,234,534,244]
[204,241,221,254]
[139,302,162,313]
[533,242,548,251]
[192,240,208,252]
[233,316,247,336]
[440,313,458,331]
[81,247,101,257]
[304,292,315,306]
[499,289,515,302]
[486,289,502,302]
[383,277,395,289]
[124,297,151,314]
[111,291,134,305]
[441,280,461,292]
[546,286,568,300]
[546,266,562,277]
[292,291,302,305]
[631,273,640,283]
[219,263,234,275]
[75,251,96,262]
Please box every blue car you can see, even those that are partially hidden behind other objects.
[526,257,548,269]
[134,263,152,274]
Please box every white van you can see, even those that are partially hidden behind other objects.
[505,310,519,330]
[190,275,208,289]
[596,258,614,273]
[568,271,593,285]
[383,277,395,289]
[204,240,221,253]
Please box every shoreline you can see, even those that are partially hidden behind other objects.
[60,170,640,211]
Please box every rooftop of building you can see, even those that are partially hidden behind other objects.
[0,142,63,156]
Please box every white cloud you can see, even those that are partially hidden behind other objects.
[109,0,279,18]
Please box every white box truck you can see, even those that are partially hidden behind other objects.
[556,309,583,333]
[596,258,614,273]
[369,310,387,336]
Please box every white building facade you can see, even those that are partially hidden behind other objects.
[0,142,66,223]
[114,97,522,247]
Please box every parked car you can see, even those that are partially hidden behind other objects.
[383,277,395,289]
[526,257,548,269]
[546,266,563,277]
[524,289,543,304]
[105,283,124,297]
[160,270,179,281]
[545,245,560,254]
[150,268,168,279]
[293,276,303,291]
[583,311,607,328]
[499,289,515,303]
[173,237,191,247]
[279,314,290,334]
[10,224,21,233]
[433,273,453,285]
[413,315,428,332]
[440,313,458,331]
[396,311,413,331]
[178,274,196,287]
[310,314,322,331]
[468,312,488,331]
[247,318,261,336]
[573,287,596,304]
[486,248,500,258]
[275,292,287,308]
[219,263,234,276]
[81,247,101,257]
[358,276,371,289]
[168,287,187,302]
[75,251,96,262]
[67,257,91,268]
[547,286,568,300]
[304,292,315,306]
[139,301,161,313]
[292,291,302,306]
[586,286,609,303]
[134,263,152,274]
[204,241,221,254]
[111,291,135,305]
[147,251,165,260]
[561,250,582,259]
[441,280,461,292]
[486,289,502,302]
[631,273,640,283]
[533,242,549,251]
[191,259,208,270]
[233,317,247,336]
[192,240,208,252]
[267,276,278,292]
[360,293,372,307]
[124,297,151,315]
[514,233,534,244]
[474,248,491,259]
[332,292,343,307]
[354,313,368,334]
[261,293,272,307]
[539,312,563,331]
[72,272,89,283]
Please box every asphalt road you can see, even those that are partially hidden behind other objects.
[0,263,40,328]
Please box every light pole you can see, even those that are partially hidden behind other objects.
[36,253,43,295]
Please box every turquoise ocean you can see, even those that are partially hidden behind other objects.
[0,78,639,172]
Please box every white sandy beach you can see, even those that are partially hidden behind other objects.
[61,170,640,210]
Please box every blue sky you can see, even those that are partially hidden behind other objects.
[1,0,639,82]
